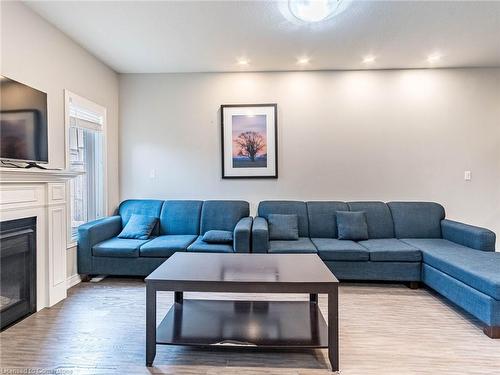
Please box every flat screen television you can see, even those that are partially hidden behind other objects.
[0,75,48,165]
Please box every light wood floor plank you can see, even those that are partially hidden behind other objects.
[1,278,499,374]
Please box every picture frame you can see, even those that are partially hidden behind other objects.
[220,104,278,179]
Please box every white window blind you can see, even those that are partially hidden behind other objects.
[66,91,105,242]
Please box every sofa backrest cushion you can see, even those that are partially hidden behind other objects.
[258,201,309,237]
[160,200,203,235]
[347,201,394,239]
[118,199,164,235]
[200,200,249,235]
[306,201,349,238]
[388,201,445,238]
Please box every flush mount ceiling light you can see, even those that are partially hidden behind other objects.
[297,57,310,65]
[288,0,343,23]
[237,58,250,66]
[363,55,376,64]
[427,53,442,63]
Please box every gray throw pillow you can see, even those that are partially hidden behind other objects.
[202,230,233,244]
[336,211,369,241]
[268,214,299,240]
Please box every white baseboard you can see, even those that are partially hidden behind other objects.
[66,274,82,289]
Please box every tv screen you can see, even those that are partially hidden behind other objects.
[0,76,48,163]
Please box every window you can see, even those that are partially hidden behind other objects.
[65,91,106,243]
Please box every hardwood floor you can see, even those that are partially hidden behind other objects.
[1,278,499,374]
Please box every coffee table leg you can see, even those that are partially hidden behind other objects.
[174,291,183,304]
[328,289,339,372]
[310,293,318,303]
[146,283,156,367]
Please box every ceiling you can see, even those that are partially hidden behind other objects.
[26,0,500,73]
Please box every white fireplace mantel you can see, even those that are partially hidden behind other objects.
[0,167,81,309]
[0,167,81,183]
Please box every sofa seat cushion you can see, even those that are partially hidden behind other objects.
[402,238,500,300]
[93,237,150,258]
[311,238,369,261]
[139,235,197,257]
[187,236,234,253]
[268,237,317,254]
[359,239,421,262]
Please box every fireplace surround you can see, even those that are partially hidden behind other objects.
[0,217,37,330]
[0,168,79,316]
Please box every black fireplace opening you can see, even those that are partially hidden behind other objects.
[0,217,37,330]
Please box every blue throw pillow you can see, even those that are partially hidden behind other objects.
[117,214,157,240]
[202,230,233,244]
[336,211,369,241]
[268,214,299,240]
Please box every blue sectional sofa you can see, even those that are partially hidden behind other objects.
[252,200,499,338]
[78,199,252,277]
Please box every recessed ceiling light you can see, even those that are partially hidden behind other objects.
[288,0,342,23]
[427,53,441,63]
[237,58,250,66]
[297,57,310,65]
[363,55,376,64]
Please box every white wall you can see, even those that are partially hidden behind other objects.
[120,69,500,247]
[1,2,120,276]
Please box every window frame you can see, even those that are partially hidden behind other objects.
[64,90,108,248]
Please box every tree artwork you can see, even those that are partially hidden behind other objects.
[234,131,266,161]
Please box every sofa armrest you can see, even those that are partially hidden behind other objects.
[77,216,122,274]
[233,217,253,253]
[252,216,269,253]
[441,219,496,251]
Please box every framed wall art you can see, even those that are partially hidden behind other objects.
[221,104,278,179]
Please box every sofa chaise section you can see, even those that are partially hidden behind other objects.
[388,201,499,338]
[406,238,500,337]
[403,239,500,299]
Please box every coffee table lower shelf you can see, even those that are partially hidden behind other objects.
[156,299,329,348]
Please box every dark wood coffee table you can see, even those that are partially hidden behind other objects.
[145,253,339,371]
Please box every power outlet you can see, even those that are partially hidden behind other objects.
[464,170,471,181]
[149,169,156,179]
